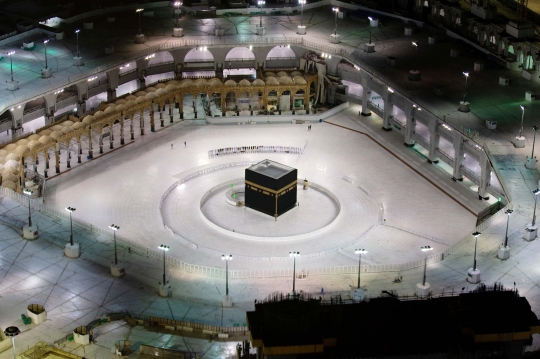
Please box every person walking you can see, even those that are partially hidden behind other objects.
[171,143,173,149]
[184,141,186,147]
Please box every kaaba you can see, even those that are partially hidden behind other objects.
[245,160,298,218]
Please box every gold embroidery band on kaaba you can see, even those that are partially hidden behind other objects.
[245,180,298,196]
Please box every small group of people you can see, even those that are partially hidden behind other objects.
[208,145,302,158]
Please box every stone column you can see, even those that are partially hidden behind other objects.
[160,106,165,127]
[360,77,372,116]
[88,129,93,159]
[120,119,125,145]
[404,108,416,147]
[33,159,37,172]
[77,101,86,117]
[478,151,491,200]
[452,132,464,181]
[169,103,174,123]
[107,89,117,101]
[427,120,440,164]
[77,139,82,163]
[67,149,71,168]
[130,117,135,140]
[382,102,393,131]
[140,112,145,136]
[150,109,155,132]
[99,131,103,154]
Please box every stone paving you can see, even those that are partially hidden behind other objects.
[2,2,540,358]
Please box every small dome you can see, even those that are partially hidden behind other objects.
[155,88,168,96]
[224,80,237,87]
[145,87,157,92]
[239,79,251,87]
[27,134,41,141]
[2,180,16,191]
[180,79,194,88]
[135,96,146,104]
[116,104,126,112]
[3,166,18,174]
[115,99,127,105]
[0,156,5,165]
[62,120,74,126]
[4,144,17,151]
[61,126,74,134]
[264,72,276,77]
[38,136,52,144]
[51,125,64,131]
[278,76,292,84]
[126,95,137,101]
[16,139,29,146]
[168,80,180,85]
[208,78,222,87]
[0,150,7,157]
[145,92,158,100]
[5,153,20,161]
[27,140,37,149]
[165,84,178,92]
[38,129,52,136]
[266,77,279,85]
[14,145,29,155]
[2,173,18,183]
[135,91,147,97]
[155,83,167,89]
[104,106,116,114]
[93,111,105,119]
[125,100,136,107]
[72,122,85,130]
[4,158,20,168]
[291,71,303,77]
[82,115,95,124]
[294,77,307,85]
[50,131,62,140]
[253,79,265,86]
[277,71,288,77]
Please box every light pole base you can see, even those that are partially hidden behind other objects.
[6,80,19,91]
[135,34,146,43]
[352,288,365,301]
[497,245,510,260]
[514,136,526,148]
[110,262,125,277]
[41,68,52,78]
[223,295,233,307]
[415,283,430,297]
[23,225,38,240]
[330,34,341,44]
[458,101,470,113]
[297,25,306,35]
[159,285,172,297]
[256,26,265,35]
[364,43,375,53]
[173,28,184,37]
[64,243,80,258]
[523,225,537,241]
[467,268,481,284]
[525,156,537,169]
[408,70,421,81]
[73,56,84,66]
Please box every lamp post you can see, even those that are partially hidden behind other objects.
[332,7,339,35]
[4,327,20,359]
[497,208,513,260]
[8,51,15,82]
[109,224,119,265]
[66,207,76,246]
[354,249,367,288]
[299,0,306,26]
[420,245,432,286]
[289,251,300,295]
[515,105,526,148]
[462,72,469,103]
[136,8,144,34]
[159,245,170,285]
[222,254,232,296]
[532,189,540,227]
[525,125,539,170]
[467,231,482,283]
[504,209,513,248]
[258,1,265,28]
[174,1,182,24]
[472,231,480,271]
[520,105,526,138]
[368,17,373,44]
[43,39,49,69]
[75,29,80,57]
[23,189,33,227]
[412,41,418,70]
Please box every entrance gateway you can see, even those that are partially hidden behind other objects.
[245,160,298,218]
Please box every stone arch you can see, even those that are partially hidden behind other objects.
[184,47,214,63]
[225,47,255,62]
[148,51,174,66]
[266,45,296,61]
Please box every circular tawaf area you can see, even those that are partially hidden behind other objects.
[200,179,341,238]
[161,164,383,258]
